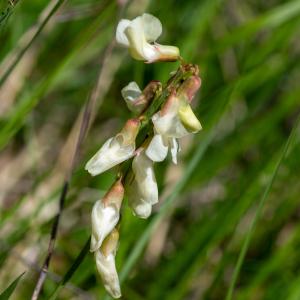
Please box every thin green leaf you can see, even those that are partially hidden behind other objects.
[225,114,300,300]
[0,272,25,300]
[48,238,90,300]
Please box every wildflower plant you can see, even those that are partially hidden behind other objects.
[85,13,202,298]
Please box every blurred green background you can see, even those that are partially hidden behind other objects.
[1,0,300,299]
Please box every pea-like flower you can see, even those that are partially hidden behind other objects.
[90,180,124,252]
[121,80,162,114]
[85,118,140,176]
[121,81,143,113]
[116,13,180,63]
[95,228,121,298]
[146,86,202,163]
[126,148,158,219]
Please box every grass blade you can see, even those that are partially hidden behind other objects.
[0,272,25,300]
[48,238,90,300]
[225,114,300,300]
[0,0,66,88]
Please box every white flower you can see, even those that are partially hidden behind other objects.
[90,180,124,252]
[146,92,201,163]
[122,80,162,114]
[85,119,140,176]
[95,228,121,299]
[126,149,158,218]
[121,81,143,113]
[146,134,179,164]
[116,13,180,63]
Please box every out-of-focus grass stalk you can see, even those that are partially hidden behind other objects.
[225,114,300,300]
[0,2,115,151]
[0,0,66,88]
[206,0,300,57]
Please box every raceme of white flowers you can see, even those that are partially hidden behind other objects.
[85,13,202,298]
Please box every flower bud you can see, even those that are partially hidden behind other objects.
[100,228,119,259]
[95,228,121,298]
[121,81,142,113]
[177,75,201,102]
[85,118,140,176]
[154,93,189,138]
[121,81,162,113]
[90,180,124,252]
[118,118,140,145]
[178,104,202,133]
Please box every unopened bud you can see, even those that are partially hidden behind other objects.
[101,228,119,257]
[103,179,124,210]
[118,118,140,145]
[178,75,201,103]
[90,183,123,253]
[122,81,162,113]
[178,104,202,133]
[95,228,121,298]
[160,90,179,116]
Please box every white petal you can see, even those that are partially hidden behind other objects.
[131,199,152,219]
[85,137,135,176]
[146,134,168,162]
[132,152,158,205]
[142,43,160,62]
[124,16,159,62]
[121,81,142,102]
[121,81,143,113]
[125,31,158,62]
[152,109,189,138]
[95,251,121,298]
[124,16,146,60]
[126,151,158,218]
[178,103,202,133]
[116,19,131,46]
[170,138,179,164]
[141,13,162,42]
[126,180,149,218]
[117,14,179,63]
[90,201,119,252]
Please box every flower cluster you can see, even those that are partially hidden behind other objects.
[85,14,202,298]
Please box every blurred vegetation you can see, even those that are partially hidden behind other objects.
[0,0,300,299]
